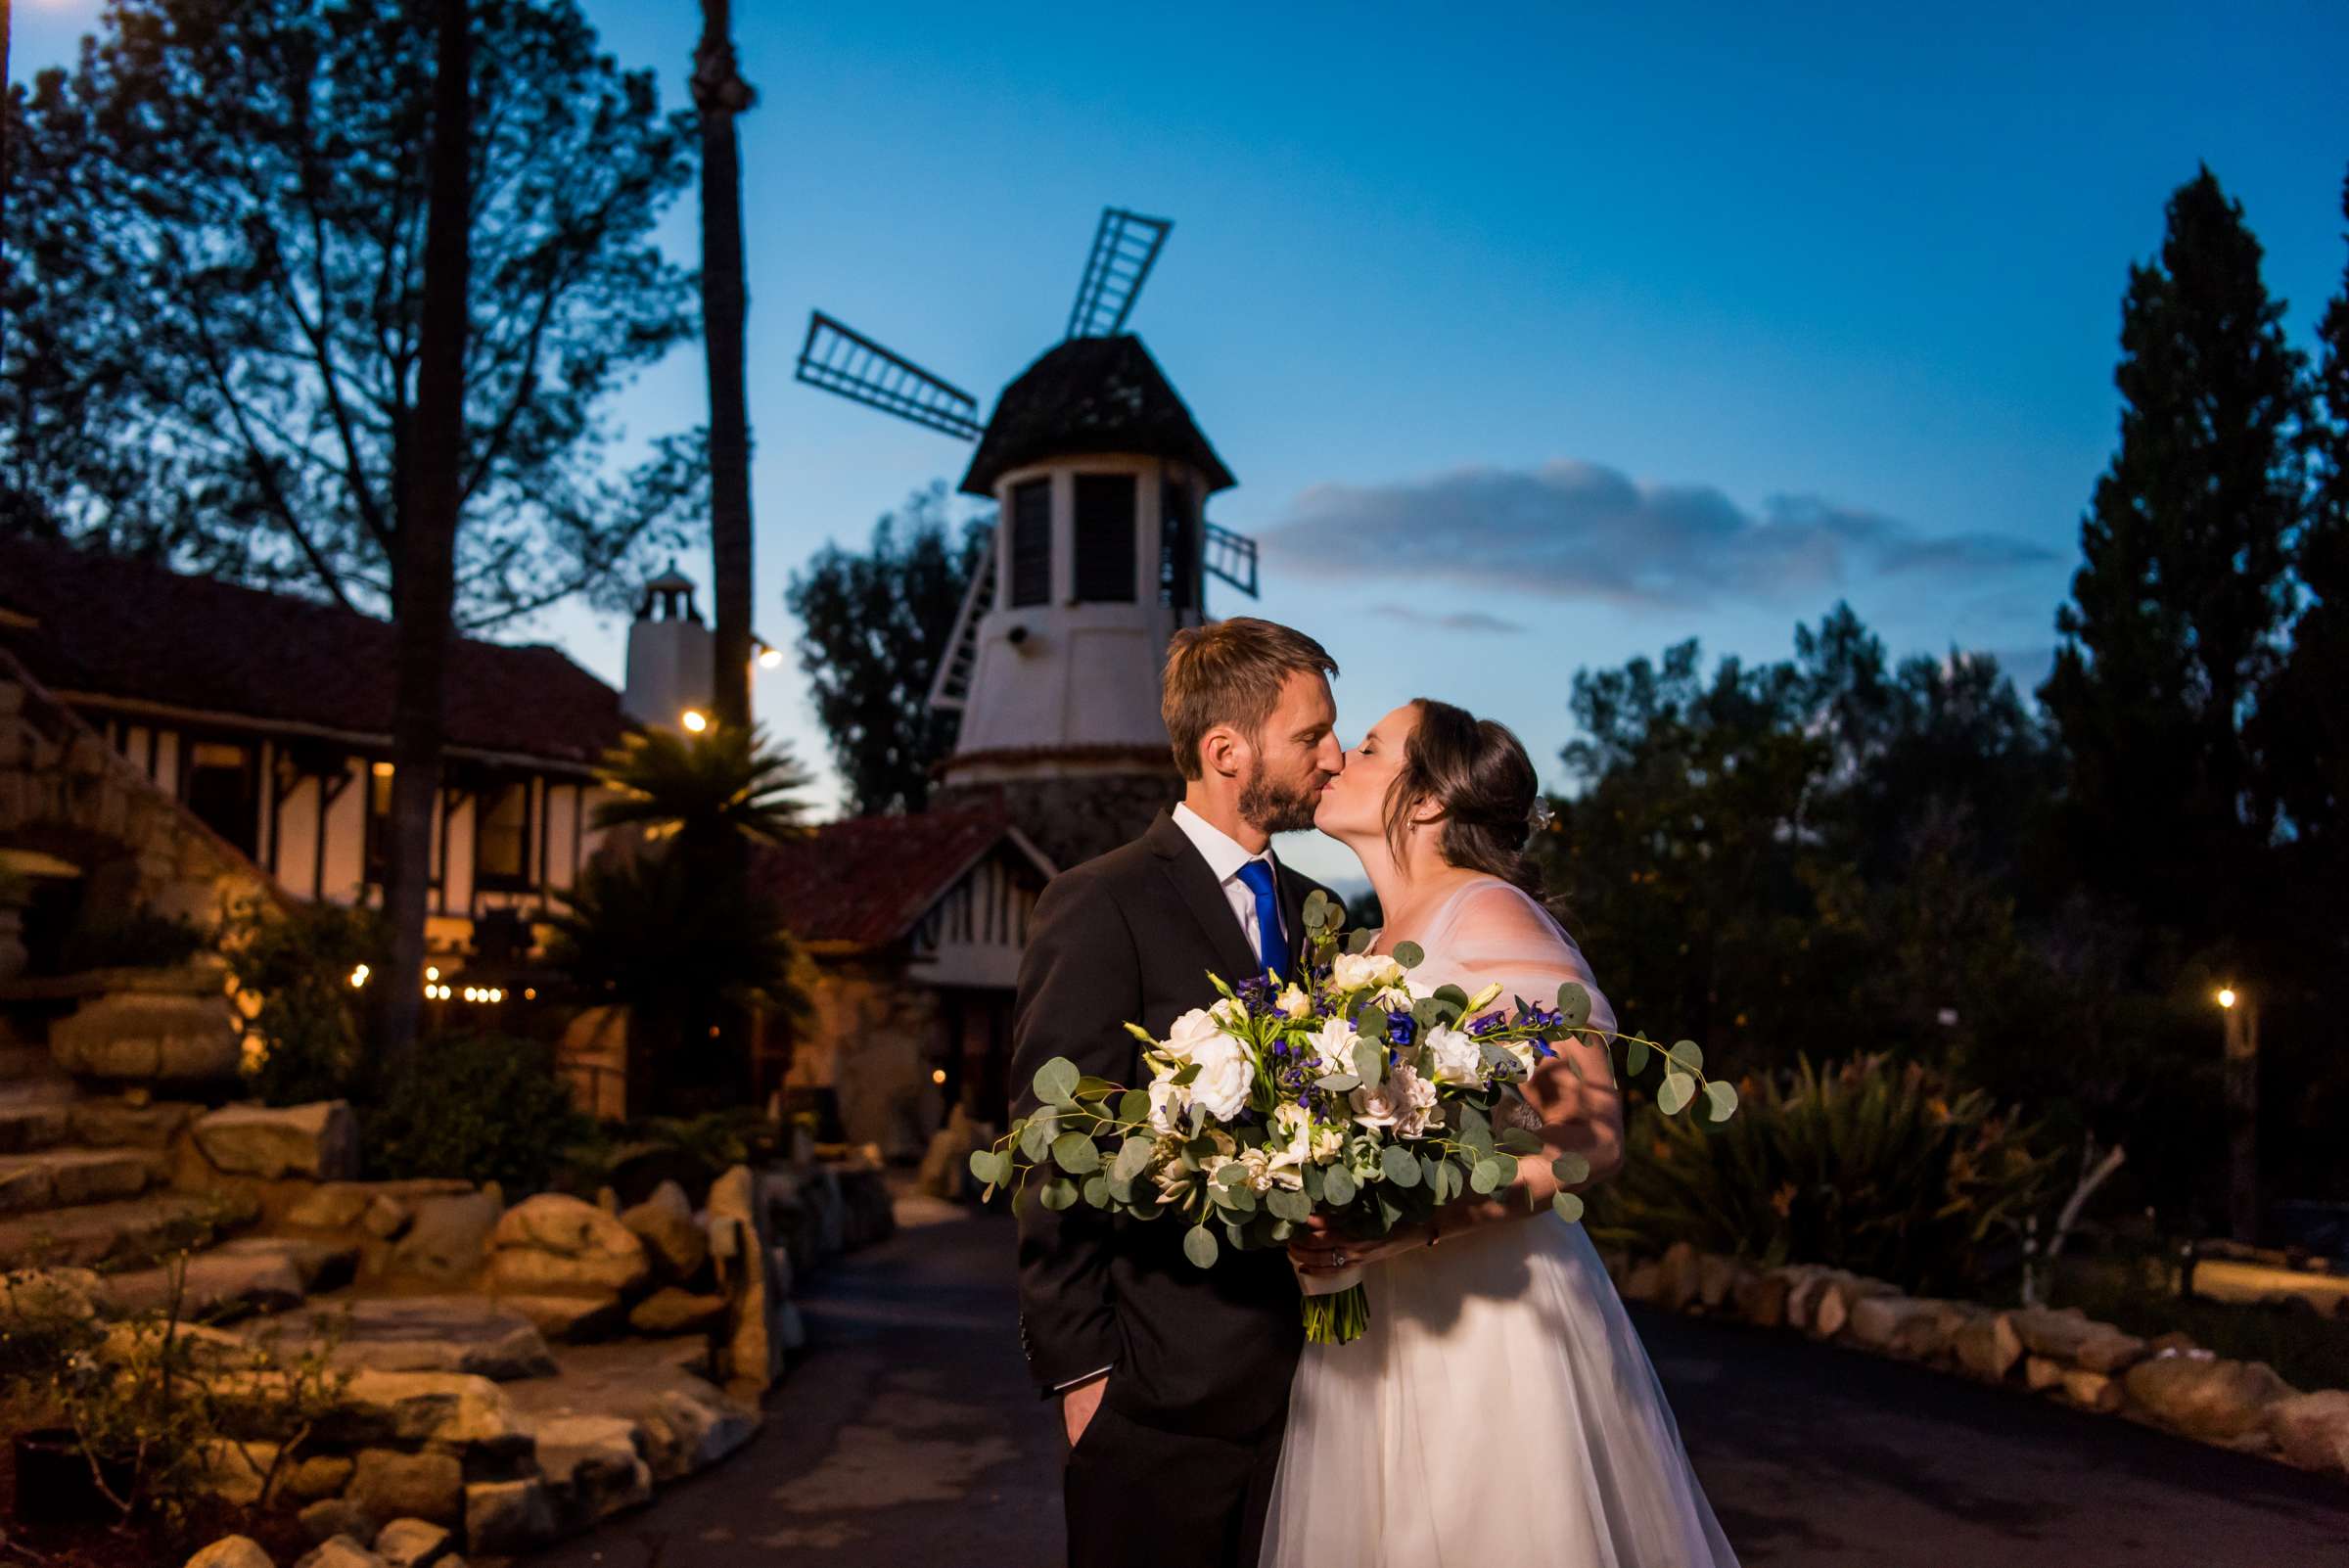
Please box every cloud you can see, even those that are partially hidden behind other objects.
[1363,603,1526,634]
[1260,459,2056,611]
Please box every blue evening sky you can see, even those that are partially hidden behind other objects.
[16,3,2349,880]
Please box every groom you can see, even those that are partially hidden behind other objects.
[1011,618,1345,1568]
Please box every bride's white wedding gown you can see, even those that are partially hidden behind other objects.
[1262,876,1739,1568]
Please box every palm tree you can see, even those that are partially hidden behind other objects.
[589,722,811,857]
[692,1,757,732]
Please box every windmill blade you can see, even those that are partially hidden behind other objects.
[1066,208,1173,340]
[1202,521,1258,599]
[796,311,983,439]
[927,533,996,713]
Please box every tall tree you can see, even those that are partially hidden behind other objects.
[692,0,756,731]
[2039,167,2308,962]
[377,0,472,1063]
[0,0,703,627]
[785,484,991,815]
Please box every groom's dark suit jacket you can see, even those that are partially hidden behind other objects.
[1012,807,1330,1440]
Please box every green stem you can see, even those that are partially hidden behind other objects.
[1301,1284,1370,1345]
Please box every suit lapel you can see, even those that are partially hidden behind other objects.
[1145,809,1262,985]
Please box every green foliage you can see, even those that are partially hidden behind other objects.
[53,907,208,974]
[224,899,386,1107]
[1589,1055,2054,1296]
[784,483,995,814]
[590,722,814,854]
[2,0,702,623]
[361,1032,592,1191]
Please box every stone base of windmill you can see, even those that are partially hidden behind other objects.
[934,763,1181,872]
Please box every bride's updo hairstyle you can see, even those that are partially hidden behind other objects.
[1381,698,1545,898]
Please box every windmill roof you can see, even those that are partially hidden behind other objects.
[959,335,1236,497]
[753,808,1053,951]
[0,534,629,768]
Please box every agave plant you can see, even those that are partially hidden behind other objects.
[1589,1054,2053,1295]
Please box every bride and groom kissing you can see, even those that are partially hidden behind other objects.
[1010,618,1738,1568]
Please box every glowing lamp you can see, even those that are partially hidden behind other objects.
[680,709,709,733]
[2216,988,2237,1010]
[931,1068,947,1085]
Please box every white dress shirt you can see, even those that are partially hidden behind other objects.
[1172,802,1284,962]
[1050,806,1284,1398]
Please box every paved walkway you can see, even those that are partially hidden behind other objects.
[535,1203,2349,1568]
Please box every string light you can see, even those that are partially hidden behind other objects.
[426,965,440,982]
[2216,988,2237,1010]
[931,1068,947,1085]
[348,964,370,989]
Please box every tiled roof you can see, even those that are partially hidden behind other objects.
[0,534,628,766]
[959,335,1235,497]
[755,808,1048,950]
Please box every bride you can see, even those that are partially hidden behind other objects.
[1264,698,1738,1568]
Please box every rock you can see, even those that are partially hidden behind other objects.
[195,1102,359,1180]
[68,1097,198,1150]
[198,1439,280,1506]
[287,1185,376,1230]
[487,1194,649,1298]
[184,1537,276,1568]
[281,1298,555,1381]
[345,1449,463,1528]
[1732,1269,1791,1328]
[373,1518,453,1568]
[595,1186,621,1214]
[211,1236,360,1294]
[463,1478,554,1554]
[2024,1355,2066,1393]
[2267,1389,2349,1474]
[627,1285,727,1337]
[0,1146,158,1210]
[915,1106,980,1199]
[294,1540,385,1568]
[1782,1268,1838,1331]
[298,1500,377,1548]
[2061,1367,2123,1412]
[2008,1306,2146,1371]
[1811,1275,1896,1340]
[1617,1259,1664,1305]
[1847,1295,1955,1360]
[362,1194,411,1241]
[707,1165,785,1389]
[494,1291,627,1344]
[387,1192,500,1282]
[1954,1313,2024,1380]
[290,1370,521,1453]
[0,1265,105,1322]
[2123,1354,2293,1441]
[637,1383,760,1481]
[621,1181,708,1282]
[107,1250,306,1321]
[286,1453,355,1501]
[1656,1241,1702,1313]
[50,990,241,1084]
[1694,1252,1741,1312]
[531,1411,653,1524]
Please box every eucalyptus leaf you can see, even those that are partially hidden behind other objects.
[1551,1152,1591,1185]
[1267,1186,1312,1222]
[1555,981,1591,1028]
[1034,1057,1081,1107]
[1318,1073,1361,1093]
[967,1149,1005,1186]
[1392,940,1424,969]
[1052,1131,1102,1175]
[1705,1079,1740,1123]
[1470,1160,1501,1195]
[1212,1182,1258,1214]
[1183,1225,1221,1268]
[1082,1176,1111,1207]
[1418,1152,1444,1189]
[1668,1039,1704,1074]
[1657,1072,1696,1116]
[1497,1128,1543,1155]
[1172,1063,1202,1087]
[1435,984,1469,1009]
[1039,1177,1079,1211]
[1551,1190,1585,1222]
[1381,1145,1421,1187]
[1302,1165,1325,1203]
[1354,1035,1387,1088]
[1323,1167,1358,1205]
[1347,928,1376,954]
[1304,890,1330,931]
[1625,1039,1651,1078]
[1112,1136,1155,1183]
[1019,1112,1058,1163]
[1118,1089,1153,1127]
[1491,1152,1520,1186]
[1105,1176,1134,1205]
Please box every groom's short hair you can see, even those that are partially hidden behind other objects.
[1161,619,1338,780]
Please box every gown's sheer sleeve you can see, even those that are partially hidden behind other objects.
[1438,881,1625,1200]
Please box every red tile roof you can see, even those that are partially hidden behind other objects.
[0,534,627,767]
[754,808,1049,950]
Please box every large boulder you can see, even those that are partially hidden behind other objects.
[915,1106,981,1199]
[2267,1389,2349,1475]
[2123,1353,2293,1442]
[1846,1295,1957,1360]
[463,1478,554,1555]
[532,1412,653,1526]
[195,1102,360,1180]
[293,1539,385,1568]
[1954,1313,2024,1381]
[627,1286,727,1337]
[107,1250,307,1321]
[50,987,241,1084]
[388,1190,500,1282]
[345,1449,463,1530]
[372,1518,453,1568]
[183,1537,276,1568]
[619,1181,707,1282]
[271,1298,555,1381]
[487,1194,650,1298]
[707,1165,786,1390]
[494,1292,628,1344]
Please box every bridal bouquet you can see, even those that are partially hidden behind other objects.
[973,892,1737,1344]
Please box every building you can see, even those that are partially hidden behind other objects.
[0,534,624,962]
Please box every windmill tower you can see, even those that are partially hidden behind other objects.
[795,208,1262,867]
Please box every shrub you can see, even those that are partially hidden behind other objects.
[1589,1054,2055,1295]
[362,1032,594,1192]
[223,899,385,1106]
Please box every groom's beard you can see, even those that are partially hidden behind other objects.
[1240,765,1324,835]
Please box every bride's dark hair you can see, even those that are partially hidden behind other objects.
[1380,698,1547,899]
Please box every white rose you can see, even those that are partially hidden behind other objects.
[1330,951,1405,994]
[1308,1016,1361,1076]
[1425,1024,1482,1084]
[1187,1032,1256,1123]
[1311,1122,1347,1165]
[1146,1075,1191,1135]
[1210,996,1249,1029]
[1276,985,1312,1020]
[1162,1007,1224,1061]
[1350,1060,1438,1139]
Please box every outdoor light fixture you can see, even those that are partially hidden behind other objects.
[371,761,393,777]
[426,965,440,981]
[681,709,709,732]
[524,988,537,1000]
[2217,988,2238,1009]
[755,639,783,669]
[931,1068,947,1085]
[348,964,370,989]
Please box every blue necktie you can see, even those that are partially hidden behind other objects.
[1233,858,1285,982]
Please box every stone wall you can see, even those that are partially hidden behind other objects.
[934,767,1179,872]
[789,959,944,1160]
[1611,1243,2349,1483]
[0,654,277,928]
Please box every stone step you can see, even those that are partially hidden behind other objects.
[0,1042,56,1082]
[0,1145,163,1215]
[0,1073,75,1105]
[0,1189,245,1268]
[0,1101,70,1154]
